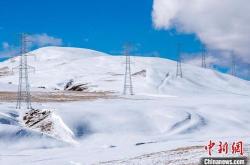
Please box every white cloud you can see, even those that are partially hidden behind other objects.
[0,34,63,58]
[181,50,250,79]
[2,42,10,49]
[152,0,250,63]
[0,42,18,58]
[27,33,63,47]
[183,53,218,68]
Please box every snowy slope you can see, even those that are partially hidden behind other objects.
[0,47,250,165]
[0,46,249,96]
[1,95,250,164]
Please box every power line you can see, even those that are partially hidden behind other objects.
[248,64,250,80]
[123,44,134,95]
[14,33,35,109]
[201,44,207,68]
[231,53,236,76]
[176,43,183,78]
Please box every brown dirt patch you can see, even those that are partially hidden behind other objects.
[0,91,116,102]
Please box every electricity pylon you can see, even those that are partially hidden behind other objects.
[13,33,35,109]
[123,44,134,95]
[231,54,236,76]
[248,64,250,80]
[201,44,207,68]
[176,43,183,78]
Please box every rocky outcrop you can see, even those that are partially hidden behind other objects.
[132,69,146,77]
[66,83,88,91]
[64,79,88,91]
[22,108,76,144]
[64,79,74,90]
[23,109,53,133]
[0,67,11,76]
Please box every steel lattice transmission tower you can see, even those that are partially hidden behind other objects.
[248,64,250,80]
[176,43,183,78]
[231,54,236,76]
[15,33,34,109]
[201,44,207,68]
[123,44,134,95]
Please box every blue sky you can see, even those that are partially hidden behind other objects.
[0,0,203,60]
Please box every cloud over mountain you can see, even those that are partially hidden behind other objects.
[27,33,63,47]
[152,0,250,63]
[0,34,63,58]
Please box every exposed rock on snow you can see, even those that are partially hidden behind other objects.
[66,83,88,91]
[64,79,89,91]
[132,69,146,77]
[23,109,52,129]
[0,66,11,76]
[22,109,76,144]
[64,79,74,90]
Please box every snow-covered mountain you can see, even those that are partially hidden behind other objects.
[1,47,250,165]
[0,46,249,96]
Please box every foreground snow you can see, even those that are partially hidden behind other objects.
[0,94,250,164]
